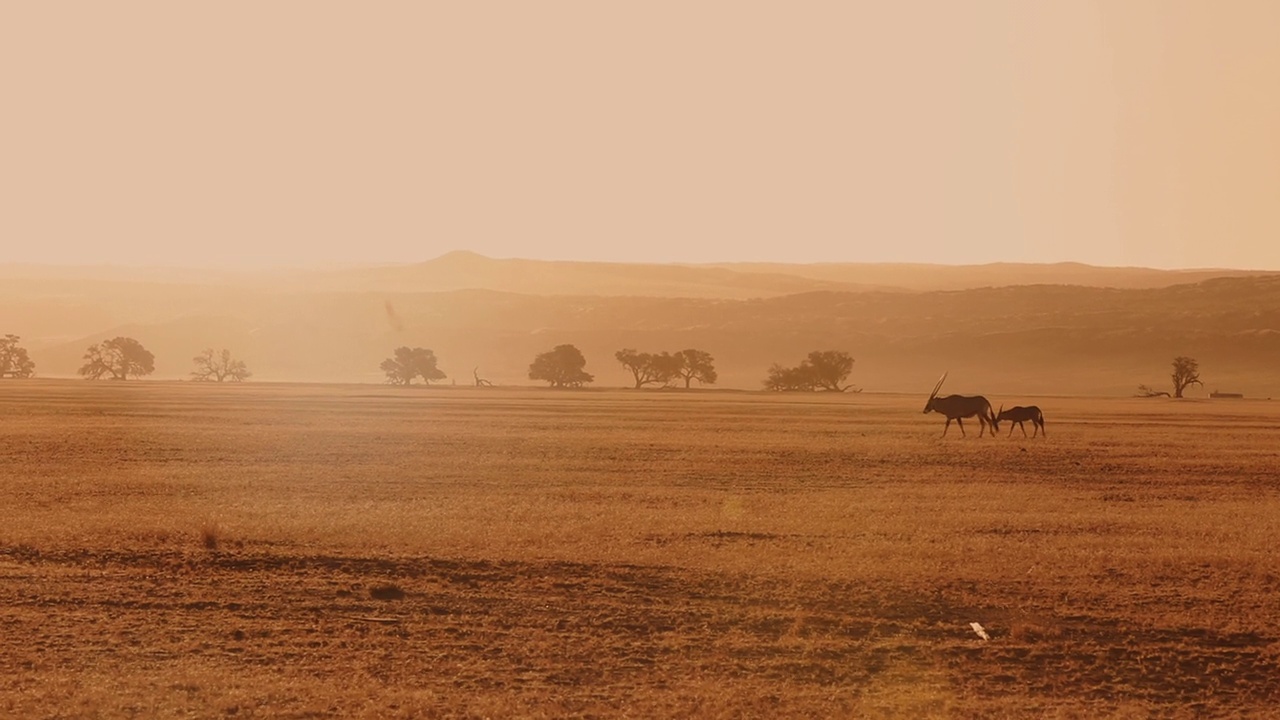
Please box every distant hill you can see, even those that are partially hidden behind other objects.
[6,253,1272,299]
[295,251,898,298]
[283,252,1278,296]
[6,263,1279,396]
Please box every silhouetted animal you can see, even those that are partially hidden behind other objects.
[923,373,997,437]
[996,405,1045,438]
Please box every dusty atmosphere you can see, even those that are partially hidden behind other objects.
[4,255,1280,396]
[5,2,1280,718]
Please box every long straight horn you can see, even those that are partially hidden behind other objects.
[998,404,1003,417]
[929,372,947,400]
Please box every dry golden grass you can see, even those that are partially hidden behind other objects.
[2,380,1279,717]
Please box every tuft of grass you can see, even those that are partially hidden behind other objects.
[369,583,406,601]
[199,522,221,551]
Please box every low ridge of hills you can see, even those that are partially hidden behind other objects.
[2,254,1278,396]
[704,260,1271,292]
[290,251,1275,296]
[297,251,898,298]
[5,251,1269,297]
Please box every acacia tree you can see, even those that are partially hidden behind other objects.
[79,337,155,380]
[0,334,35,378]
[191,348,252,382]
[529,344,594,388]
[763,363,816,391]
[803,350,857,392]
[615,349,671,388]
[763,350,858,392]
[650,352,683,387]
[1171,355,1203,398]
[616,348,716,389]
[380,347,446,385]
[674,349,717,389]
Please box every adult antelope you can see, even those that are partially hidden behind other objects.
[996,405,1045,438]
[923,373,998,437]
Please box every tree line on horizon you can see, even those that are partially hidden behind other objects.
[76,338,252,382]
[381,343,856,391]
[0,335,251,382]
[0,333,1220,397]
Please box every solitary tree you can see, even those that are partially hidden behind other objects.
[0,334,35,378]
[191,348,252,382]
[674,349,717,388]
[803,350,857,392]
[79,337,155,380]
[381,347,446,385]
[529,344,594,388]
[1171,356,1202,398]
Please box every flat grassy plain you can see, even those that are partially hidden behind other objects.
[2,381,1280,718]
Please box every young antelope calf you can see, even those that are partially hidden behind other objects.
[995,405,1045,438]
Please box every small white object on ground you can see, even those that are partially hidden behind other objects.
[970,622,990,641]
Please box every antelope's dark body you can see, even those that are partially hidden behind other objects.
[996,405,1045,438]
[924,394,997,437]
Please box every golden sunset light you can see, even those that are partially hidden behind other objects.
[3,3,1280,717]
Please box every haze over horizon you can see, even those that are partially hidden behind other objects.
[2,249,1276,275]
[2,250,1274,275]
[4,2,1279,271]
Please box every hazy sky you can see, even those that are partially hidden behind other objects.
[3,2,1278,269]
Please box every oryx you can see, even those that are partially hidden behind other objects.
[923,373,998,437]
[996,405,1045,438]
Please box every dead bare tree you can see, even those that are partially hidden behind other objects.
[191,348,252,382]
[473,367,494,387]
